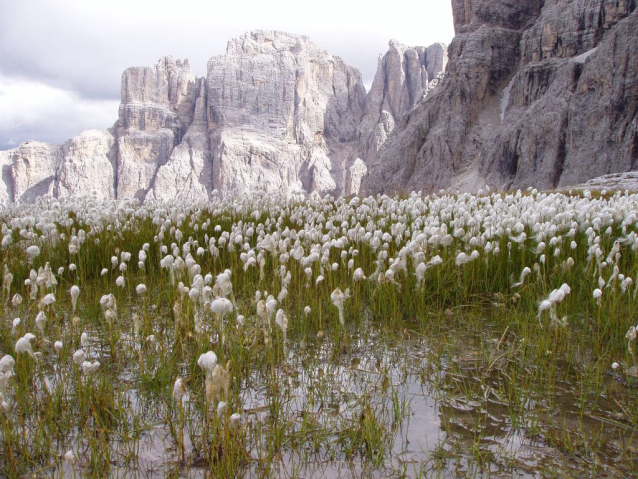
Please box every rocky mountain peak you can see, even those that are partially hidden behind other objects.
[225,30,312,56]
[205,29,368,196]
[358,39,448,161]
[362,0,637,196]
[1,29,450,203]
[451,0,543,33]
[118,55,198,132]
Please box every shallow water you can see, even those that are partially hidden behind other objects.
[45,318,638,478]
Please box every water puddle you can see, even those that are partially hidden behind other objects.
[36,317,637,477]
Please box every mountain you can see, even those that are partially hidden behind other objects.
[0,31,446,203]
[2,0,636,204]
[362,0,638,195]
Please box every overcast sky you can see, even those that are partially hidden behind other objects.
[0,0,454,150]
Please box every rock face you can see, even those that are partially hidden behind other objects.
[359,41,447,161]
[0,131,118,204]
[57,130,117,200]
[7,31,431,203]
[362,0,638,195]
[3,6,637,203]
[117,56,199,201]
[145,77,211,202]
[563,171,638,192]
[205,31,367,197]
[0,142,61,203]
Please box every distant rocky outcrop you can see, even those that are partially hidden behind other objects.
[359,41,447,162]
[3,2,638,203]
[362,0,638,195]
[0,30,447,204]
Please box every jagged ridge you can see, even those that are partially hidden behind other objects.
[0,31,447,203]
[362,0,638,195]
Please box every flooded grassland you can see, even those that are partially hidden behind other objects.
[1,190,637,477]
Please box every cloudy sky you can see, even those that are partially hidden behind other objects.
[0,0,454,150]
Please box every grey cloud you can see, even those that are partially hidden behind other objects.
[0,1,420,102]
[0,73,119,149]
[0,0,452,147]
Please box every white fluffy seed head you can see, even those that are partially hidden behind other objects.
[173,377,187,403]
[211,298,233,316]
[197,351,217,373]
[72,349,85,365]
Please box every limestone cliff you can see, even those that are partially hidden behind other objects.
[3,31,403,203]
[359,41,447,161]
[117,56,199,201]
[204,31,367,197]
[362,0,638,195]
[2,4,637,203]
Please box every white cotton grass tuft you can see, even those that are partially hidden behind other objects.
[197,350,231,404]
[211,297,233,344]
[275,309,289,347]
[11,294,22,307]
[598,277,606,289]
[456,251,479,266]
[537,283,571,326]
[537,300,552,323]
[136,284,147,295]
[197,351,218,374]
[26,245,40,262]
[35,311,47,333]
[593,288,603,307]
[211,297,233,315]
[230,412,242,428]
[330,288,350,326]
[0,354,15,373]
[512,267,531,288]
[277,286,288,302]
[73,349,85,365]
[81,361,100,375]
[415,262,427,285]
[64,450,79,465]
[215,272,233,298]
[15,333,36,358]
[173,377,187,403]
[353,268,366,282]
[70,285,80,312]
[40,293,55,307]
[413,256,444,286]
